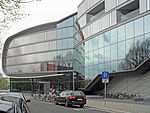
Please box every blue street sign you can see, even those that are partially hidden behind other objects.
[102,72,109,79]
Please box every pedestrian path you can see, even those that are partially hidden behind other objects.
[87,98,150,113]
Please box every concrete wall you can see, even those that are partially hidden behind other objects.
[107,71,150,98]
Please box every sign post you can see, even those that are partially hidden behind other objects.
[102,72,109,108]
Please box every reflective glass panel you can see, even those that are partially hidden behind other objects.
[63,39,67,49]
[94,49,99,64]
[135,35,144,45]
[99,34,104,48]
[144,14,150,33]
[111,61,117,72]
[99,48,104,63]
[118,41,125,59]
[68,27,74,37]
[104,46,110,62]
[57,40,62,49]
[89,51,94,65]
[85,41,89,53]
[105,62,110,72]
[104,31,111,46]
[111,28,117,44]
[126,21,134,39]
[68,38,74,48]
[118,25,125,41]
[111,43,117,61]
[89,38,94,52]
[93,36,99,50]
[134,17,144,36]
[126,38,134,55]
[94,64,99,76]
[98,63,104,74]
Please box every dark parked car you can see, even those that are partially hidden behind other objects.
[0,92,31,103]
[0,96,30,113]
[55,91,86,107]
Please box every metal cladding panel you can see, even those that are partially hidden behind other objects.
[105,0,117,12]
[139,0,147,14]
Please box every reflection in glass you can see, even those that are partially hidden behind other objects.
[126,38,134,54]
[68,27,74,37]
[85,41,89,53]
[93,36,99,50]
[104,31,111,46]
[126,21,134,39]
[57,40,62,49]
[99,34,104,48]
[111,61,117,72]
[104,46,110,62]
[94,49,99,64]
[134,17,143,36]
[111,28,117,44]
[98,63,104,74]
[118,25,125,41]
[144,14,150,33]
[89,38,94,52]
[94,64,99,76]
[68,38,74,48]
[135,35,144,45]
[145,33,150,40]
[111,44,117,61]
[57,29,62,39]
[63,39,67,49]
[89,66,94,79]
[118,41,125,59]
[105,62,110,72]
[62,28,67,38]
[89,51,94,66]
[99,48,104,63]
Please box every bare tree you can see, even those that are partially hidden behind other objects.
[119,39,150,70]
[0,0,40,30]
[0,0,41,50]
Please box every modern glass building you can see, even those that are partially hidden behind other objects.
[2,0,150,95]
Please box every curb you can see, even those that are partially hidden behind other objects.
[86,104,132,113]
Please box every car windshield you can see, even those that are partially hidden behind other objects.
[71,91,84,96]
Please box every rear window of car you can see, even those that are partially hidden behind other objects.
[71,91,84,96]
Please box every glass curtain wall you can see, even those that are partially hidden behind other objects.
[84,13,150,84]
[6,15,77,74]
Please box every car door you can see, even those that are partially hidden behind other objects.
[61,92,67,103]
[57,92,64,103]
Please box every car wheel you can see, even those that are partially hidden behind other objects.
[65,101,69,107]
[80,104,84,108]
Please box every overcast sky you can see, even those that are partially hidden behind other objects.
[2,0,82,41]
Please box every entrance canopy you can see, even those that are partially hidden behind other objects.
[6,74,64,79]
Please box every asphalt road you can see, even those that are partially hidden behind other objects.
[28,101,109,113]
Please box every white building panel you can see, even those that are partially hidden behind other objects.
[111,10,117,26]
[101,14,110,30]
[105,0,117,12]
[139,0,147,14]
[119,0,128,5]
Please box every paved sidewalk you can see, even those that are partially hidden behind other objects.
[86,98,150,113]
